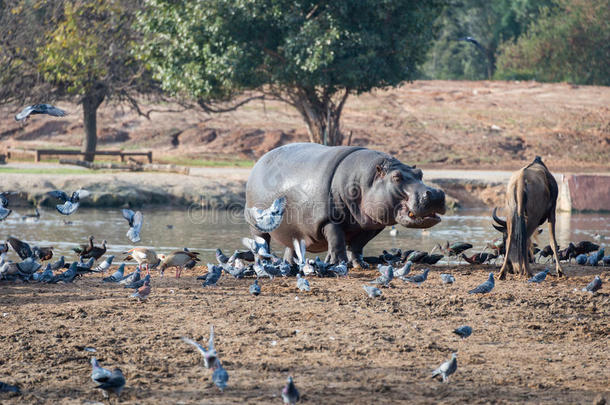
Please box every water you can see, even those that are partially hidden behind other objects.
[1,207,608,265]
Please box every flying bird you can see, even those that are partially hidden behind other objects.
[15,103,67,121]
[122,209,143,243]
[282,376,300,404]
[47,189,90,215]
[458,36,486,53]
[181,326,218,369]
[431,353,458,383]
[468,272,495,294]
[245,196,287,232]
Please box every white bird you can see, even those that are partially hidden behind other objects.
[246,196,286,232]
[47,189,90,215]
[431,353,457,383]
[181,325,217,369]
[15,103,67,121]
[389,225,398,237]
[122,209,143,243]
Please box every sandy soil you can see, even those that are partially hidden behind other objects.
[0,263,608,404]
[1,80,609,171]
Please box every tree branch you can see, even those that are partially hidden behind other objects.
[197,95,266,113]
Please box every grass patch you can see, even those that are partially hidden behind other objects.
[157,156,254,167]
[0,167,97,175]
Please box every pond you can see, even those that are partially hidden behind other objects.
[1,207,607,265]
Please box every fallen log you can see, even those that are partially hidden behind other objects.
[59,159,190,175]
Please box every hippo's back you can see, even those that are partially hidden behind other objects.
[246,143,363,247]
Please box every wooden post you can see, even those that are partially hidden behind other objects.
[35,150,40,162]
[147,151,153,163]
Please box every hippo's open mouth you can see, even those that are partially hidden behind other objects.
[395,203,443,228]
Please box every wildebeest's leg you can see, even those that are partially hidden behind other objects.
[547,212,565,277]
[499,226,512,280]
[346,229,383,269]
[322,223,348,264]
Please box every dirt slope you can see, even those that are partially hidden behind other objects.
[1,80,608,171]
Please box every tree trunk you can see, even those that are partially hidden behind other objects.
[292,88,349,146]
[82,91,105,162]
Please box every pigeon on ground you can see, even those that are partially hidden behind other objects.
[371,265,393,286]
[119,267,141,285]
[246,196,286,233]
[35,264,54,283]
[200,264,222,287]
[582,275,602,293]
[122,209,143,243]
[93,367,125,398]
[249,279,261,296]
[124,273,150,289]
[296,274,310,292]
[431,353,458,383]
[394,261,412,279]
[50,255,65,271]
[528,268,550,283]
[91,357,112,386]
[16,257,41,276]
[15,103,67,121]
[130,278,151,301]
[0,381,20,394]
[48,262,78,283]
[181,326,217,369]
[440,273,455,284]
[47,189,90,215]
[242,236,273,259]
[103,263,125,282]
[212,360,229,392]
[575,254,588,265]
[0,194,11,221]
[282,376,300,404]
[453,326,472,339]
[328,261,348,277]
[216,249,229,264]
[94,255,115,273]
[468,272,495,294]
[279,260,293,277]
[363,285,382,298]
[404,268,430,285]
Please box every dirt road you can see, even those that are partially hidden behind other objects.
[0,264,608,404]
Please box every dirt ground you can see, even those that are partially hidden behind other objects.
[1,80,609,171]
[0,263,608,404]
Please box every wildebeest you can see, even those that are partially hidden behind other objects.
[492,156,564,279]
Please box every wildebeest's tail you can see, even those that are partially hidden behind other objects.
[507,172,528,275]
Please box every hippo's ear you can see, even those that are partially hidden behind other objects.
[375,165,386,178]
[413,168,423,180]
[391,171,402,183]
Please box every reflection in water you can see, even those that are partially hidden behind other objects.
[1,207,608,265]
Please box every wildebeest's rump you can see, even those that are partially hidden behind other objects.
[492,156,564,279]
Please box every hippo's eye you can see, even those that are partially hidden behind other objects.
[391,172,402,183]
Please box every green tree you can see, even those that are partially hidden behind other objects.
[0,0,156,161]
[422,0,554,80]
[137,0,443,145]
[495,0,610,85]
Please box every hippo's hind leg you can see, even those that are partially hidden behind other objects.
[321,223,348,264]
[346,229,383,269]
[250,227,271,250]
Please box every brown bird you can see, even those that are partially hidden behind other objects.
[159,250,200,278]
[124,248,161,275]
[461,252,497,265]
[131,278,151,301]
[81,240,107,261]
[73,235,95,257]
[33,246,54,261]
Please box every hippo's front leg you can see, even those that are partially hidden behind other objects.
[346,229,384,269]
[322,223,348,264]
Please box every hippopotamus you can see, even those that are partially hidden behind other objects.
[245,143,446,266]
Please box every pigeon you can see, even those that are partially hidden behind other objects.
[15,103,67,121]
[93,366,125,398]
[582,275,602,293]
[453,326,472,339]
[50,255,65,271]
[468,272,495,294]
[249,279,261,296]
[279,260,293,277]
[404,268,430,285]
[292,239,316,275]
[296,274,310,292]
[575,254,588,265]
[371,265,393,286]
[282,376,300,404]
[528,268,550,283]
[103,263,125,282]
[47,189,90,215]
[394,261,412,279]
[49,262,78,283]
[328,261,348,277]
[130,278,151,301]
[221,262,247,279]
[0,194,11,221]
[34,264,54,282]
[181,326,217,369]
[90,357,112,386]
[200,264,222,287]
[431,353,458,383]
[246,196,286,232]
[119,267,141,285]
[212,360,229,392]
[440,273,455,284]
[122,209,143,243]
[242,236,273,259]
[253,257,277,279]
[16,257,41,276]
[0,381,20,394]
[94,255,115,273]
[363,285,382,298]
[216,248,229,264]
[124,273,150,289]
[6,237,33,260]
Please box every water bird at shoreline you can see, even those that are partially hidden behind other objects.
[159,250,200,278]
[15,103,67,121]
[468,272,494,294]
[122,209,143,243]
[389,226,398,237]
[245,196,286,233]
[90,357,125,399]
[47,189,90,215]
[20,207,40,222]
[453,326,472,339]
[431,353,457,383]
[282,376,300,404]
[462,252,497,265]
[80,239,107,261]
[582,275,602,293]
[124,248,160,275]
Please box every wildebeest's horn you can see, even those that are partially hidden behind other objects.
[492,223,505,233]
[492,207,507,227]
